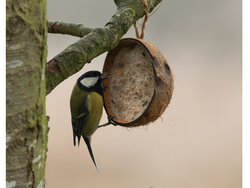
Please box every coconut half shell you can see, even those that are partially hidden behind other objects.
[102,38,174,127]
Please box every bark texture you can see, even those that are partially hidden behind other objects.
[6,0,48,187]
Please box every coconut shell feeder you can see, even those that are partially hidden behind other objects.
[102,38,174,127]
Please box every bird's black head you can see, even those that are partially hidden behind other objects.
[77,71,103,95]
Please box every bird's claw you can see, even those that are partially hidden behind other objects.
[98,115,117,128]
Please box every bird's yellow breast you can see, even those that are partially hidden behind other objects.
[82,92,103,138]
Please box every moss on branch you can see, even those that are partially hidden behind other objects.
[47,21,93,37]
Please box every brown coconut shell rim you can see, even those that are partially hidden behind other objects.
[102,38,159,127]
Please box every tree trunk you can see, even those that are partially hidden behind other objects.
[6,0,48,187]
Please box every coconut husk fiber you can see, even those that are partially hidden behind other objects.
[102,38,174,127]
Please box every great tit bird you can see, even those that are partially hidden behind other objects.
[70,71,105,172]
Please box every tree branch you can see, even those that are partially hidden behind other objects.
[46,0,162,95]
[47,21,93,38]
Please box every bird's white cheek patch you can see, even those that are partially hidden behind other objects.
[80,77,99,88]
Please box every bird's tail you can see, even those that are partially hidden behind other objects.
[83,137,100,172]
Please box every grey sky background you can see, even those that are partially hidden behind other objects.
[46,1,241,187]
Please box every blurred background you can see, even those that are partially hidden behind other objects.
[46,0,241,187]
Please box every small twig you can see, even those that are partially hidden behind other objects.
[47,20,93,38]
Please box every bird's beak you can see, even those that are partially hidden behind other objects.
[100,72,109,80]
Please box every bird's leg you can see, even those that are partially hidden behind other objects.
[98,115,117,128]
[99,72,116,128]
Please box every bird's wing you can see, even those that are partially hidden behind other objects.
[71,94,90,146]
